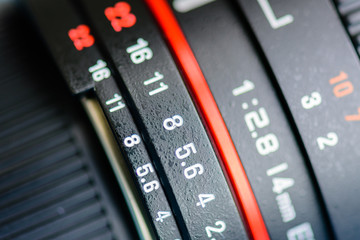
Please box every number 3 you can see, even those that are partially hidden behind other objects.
[301,92,322,109]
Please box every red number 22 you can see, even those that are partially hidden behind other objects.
[105,2,136,32]
[68,24,94,51]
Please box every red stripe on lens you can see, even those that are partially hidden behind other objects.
[144,1,270,239]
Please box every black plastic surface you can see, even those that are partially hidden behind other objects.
[76,0,248,239]
[25,0,182,238]
[25,0,95,94]
[170,1,331,239]
[0,2,137,239]
[237,0,360,238]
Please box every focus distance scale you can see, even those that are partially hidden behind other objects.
[237,0,360,239]
[25,0,181,239]
[169,0,330,239]
[76,0,248,239]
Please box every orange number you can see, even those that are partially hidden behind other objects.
[329,71,353,98]
[345,107,360,122]
[333,81,354,98]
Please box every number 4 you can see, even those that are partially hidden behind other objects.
[155,211,171,222]
[196,194,215,208]
[272,177,294,194]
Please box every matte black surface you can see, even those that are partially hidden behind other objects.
[77,0,248,239]
[25,0,182,238]
[25,0,95,94]
[0,1,137,239]
[170,1,330,239]
[336,0,360,54]
[237,0,360,238]
[96,79,182,240]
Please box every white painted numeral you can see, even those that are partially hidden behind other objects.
[256,133,279,156]
[163,115,183,130]
[106,93,125,112]
[136,163,154,177]
[205,221,226,239]
[257,0,294,29]
[272,177,294,194]
[301,92,322,109]
[124,134,141,147]
[144,72,163,85]
[126,38,153,64]
[175,143,196,159]
[244,108,270,131]
[89,59,111,82]
[232,80,255,96]
[144,72,168,96]
[316,132,338,150]
[149,83,168,96]
[143,180,159,193]
[196,194,215,208]
[184,164,204,179]
[155,211,171,222]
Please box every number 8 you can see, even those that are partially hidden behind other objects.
[256,133,279,156]
[124,134,141,147]
[163,115,183,130]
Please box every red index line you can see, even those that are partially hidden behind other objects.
[144,1,270,239]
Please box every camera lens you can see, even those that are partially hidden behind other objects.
[2,0,360,239]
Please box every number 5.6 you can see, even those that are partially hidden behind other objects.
[136,163,154,177]
[175,143,196,159]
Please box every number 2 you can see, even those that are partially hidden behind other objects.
[244,108,270,131]
[317,132,338,150]
[205,221,226,239]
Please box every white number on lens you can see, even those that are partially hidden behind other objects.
[196,194,215,208]
[205,221,226,238]
[155,211,171,222]
[175,143,196,159]
[301,91,322,109]
[163,115,183,130]
[184,163,204,179]
[143,180,159,193]
[256,133,279,156]
[272,177,295,194]
[244,107,270,131]
[124,134,141,147]
[136,163,154,177]
[316,132,338,150]
[88,59,111,82]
